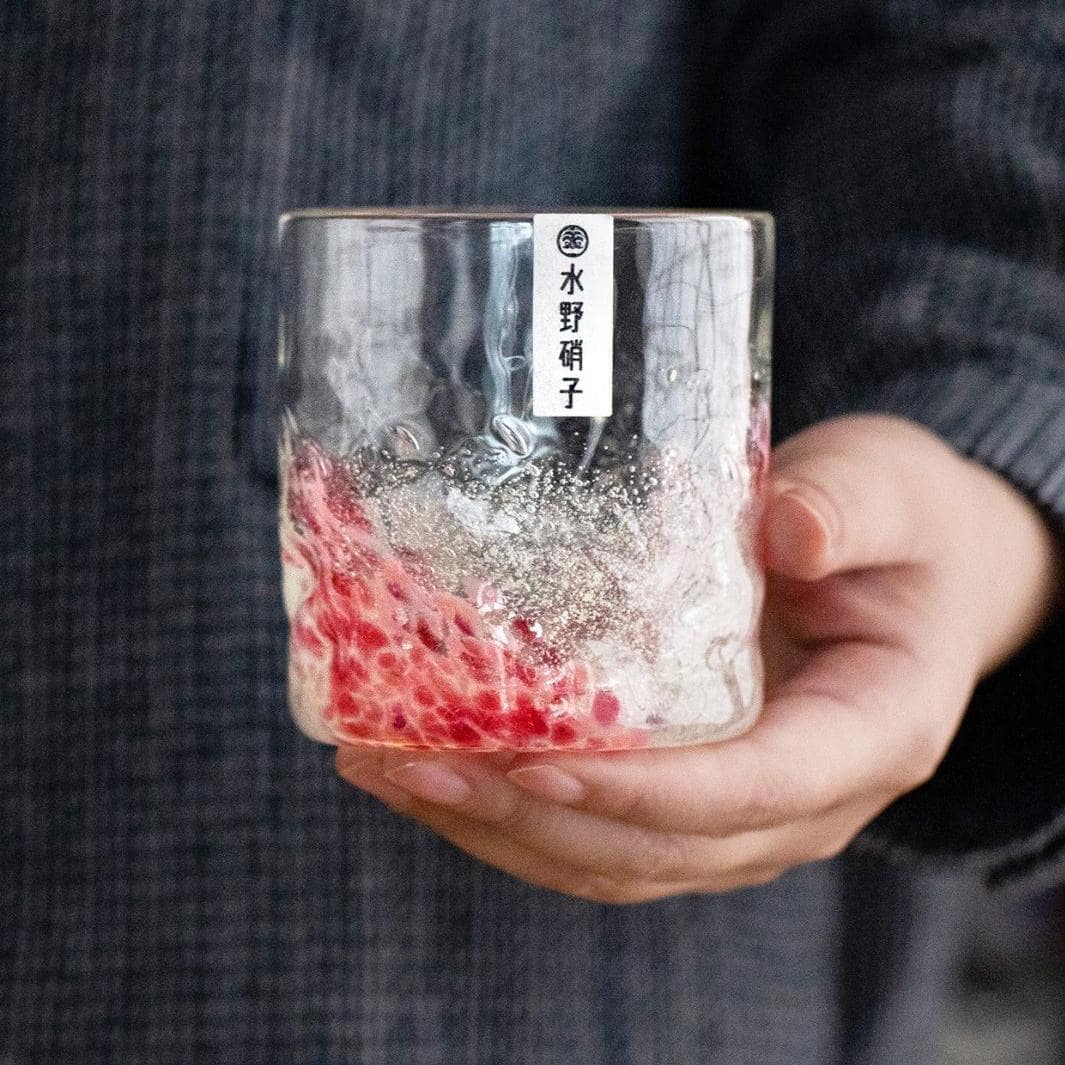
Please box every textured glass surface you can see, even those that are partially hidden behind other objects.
[278,210,773,750]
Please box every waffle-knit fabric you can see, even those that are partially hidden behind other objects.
[2,2,1063,1062]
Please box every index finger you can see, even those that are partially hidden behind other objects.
[504,640,959,836]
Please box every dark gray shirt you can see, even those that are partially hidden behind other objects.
[3,2,1064,1062]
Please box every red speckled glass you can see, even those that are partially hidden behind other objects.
[278,209,773,751]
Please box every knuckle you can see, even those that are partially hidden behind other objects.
[570,874,651,906]
[488,793,536,833]
[900,717,949,790]
[906,750,939,791]
[622,830,693,882]
[771,818,857,869]
[608,766,662,825]
[729,762,803,830]
[702,864,785,894]
[807,831,853,865]
[742,865,788,889]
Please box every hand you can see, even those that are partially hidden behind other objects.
[336,416,1062,903]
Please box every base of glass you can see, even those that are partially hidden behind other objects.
[291,697,762,752]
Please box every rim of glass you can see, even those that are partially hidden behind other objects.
[280,206,773,225]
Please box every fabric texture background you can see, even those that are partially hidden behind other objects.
[1,1,1062,1062]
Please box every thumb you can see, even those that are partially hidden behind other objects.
[763,415,947,581]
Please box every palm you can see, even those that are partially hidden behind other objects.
[762,563,951,705]
[335,417,1060,904]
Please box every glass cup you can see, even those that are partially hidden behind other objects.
[278,208,773,750]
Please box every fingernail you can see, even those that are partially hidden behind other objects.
[384,761,473,805]
[767,483,836,572]
[507,765,585,805]
[774,481,838,542]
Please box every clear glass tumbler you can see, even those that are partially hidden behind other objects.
[278,209,773,750]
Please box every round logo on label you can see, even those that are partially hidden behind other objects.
[556,224,589,257]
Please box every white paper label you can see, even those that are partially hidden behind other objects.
[532,213,614,417]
